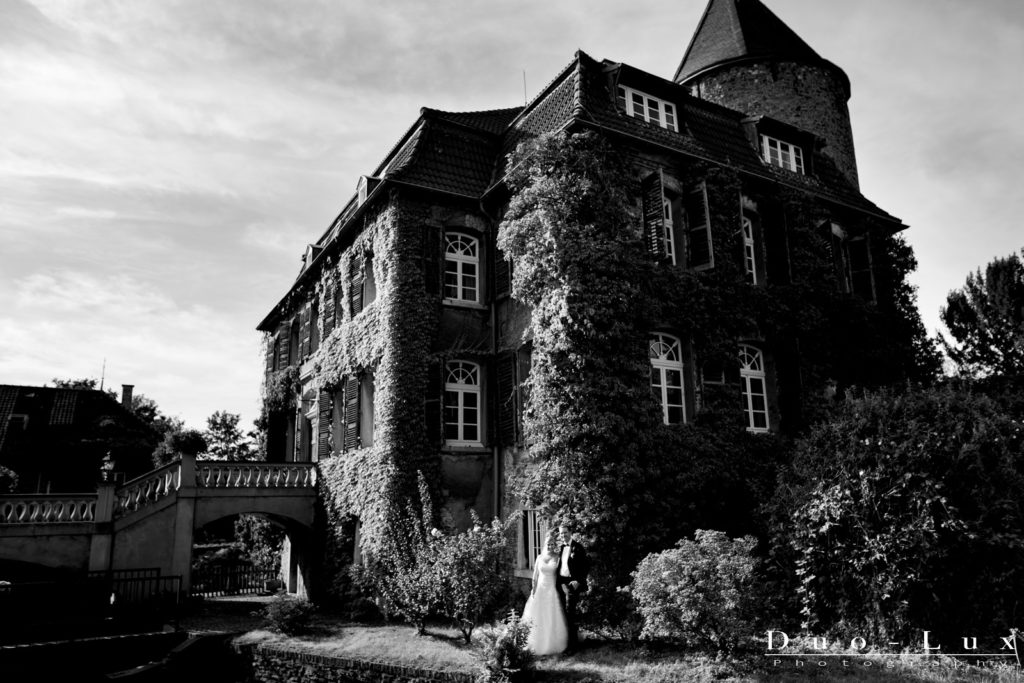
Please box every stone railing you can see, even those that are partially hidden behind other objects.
[0,495,97,524]
[115,460,181,517]
[196,462,317,489]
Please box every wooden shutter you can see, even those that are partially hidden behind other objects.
[300,305,312,358]
[322,279,336,337]
[516,346,532,444]
[496,352,517,445]
[641,170,667,260]
[343,375,360,451]
[763,204,792,285]
[317,389,332,460]
[685,183,714,270]
[424,360,443,446]
[848,235,875,301]
[349,254,364,318]
[422,226,442,296]
[266,336,277,373]
[494,246,511,300]
[277,321,291,369]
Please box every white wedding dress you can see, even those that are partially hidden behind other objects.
[521,552,568,655]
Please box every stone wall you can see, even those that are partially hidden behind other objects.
[695,60,859,189]
[238,643,476,683]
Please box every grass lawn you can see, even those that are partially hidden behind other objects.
[182,600,1023,682]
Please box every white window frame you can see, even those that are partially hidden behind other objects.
[444,360,482,446]
[742,215,757,285]
[650,333,686,425]
[760,134,805,174]
[739,344,769,433]
[662,197,676,265]
[519,509,548,572]
[444,233,480,304]
[617,86,678,132]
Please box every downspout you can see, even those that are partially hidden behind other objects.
[480,198,502,521]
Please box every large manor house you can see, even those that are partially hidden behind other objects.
[258,0,913,577]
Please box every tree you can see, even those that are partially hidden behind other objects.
[204,411,256,461]
[0,465,18,494]
[152,428,207,467]
[940,250,1024,377]
[774,383,1024,642]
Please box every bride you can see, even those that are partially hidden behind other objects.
[521,530,569,655]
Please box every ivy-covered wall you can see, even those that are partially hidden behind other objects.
[258,188,501,599]
[495,128,935,627]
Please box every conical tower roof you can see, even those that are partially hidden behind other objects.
[674,0,832,85]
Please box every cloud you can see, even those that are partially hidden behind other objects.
[0,270,262,427]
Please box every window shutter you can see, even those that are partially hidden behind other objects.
[763,205,792,285]
[496,352,516,445]
[276,322,290,369]
[516,346,532,444]
[641,170,667,260]
[317,389,332,460]
[322,279,336,337]
[349,255,364,318]
[422,226,442,296]
[494,247,511,300]
[685,183,714,270]
[300,305,312,358]
[848,235,875,301]
[266,337,277,374]
[343,375,360,451]
[424,360,443,446]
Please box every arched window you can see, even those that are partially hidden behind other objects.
[742,215,757,285]
[739,344,769,432]
[650,333,686,425]
[444,233,479,303]
[444,361,481,445]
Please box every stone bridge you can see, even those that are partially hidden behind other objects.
[0,455,317,593]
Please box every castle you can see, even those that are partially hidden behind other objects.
[257,0,922,582]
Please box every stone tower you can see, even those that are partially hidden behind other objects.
[674,0,859,188]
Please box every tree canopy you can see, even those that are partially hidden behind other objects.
[940,249,1024,377]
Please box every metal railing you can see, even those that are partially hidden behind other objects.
[191,564,281,597]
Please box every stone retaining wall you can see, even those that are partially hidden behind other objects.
[237,643,477,683]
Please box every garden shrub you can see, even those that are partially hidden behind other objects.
[475,610,534,683]
[263,595,315,635]
[630,529,757,652]
[354,475,440,634]
[775,382,1024,642]
[434,512,516,643]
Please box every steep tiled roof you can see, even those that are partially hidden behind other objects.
[426,107,523,135]
[387,119,502,198]
[674,0,825,84]
[572,53,901,226]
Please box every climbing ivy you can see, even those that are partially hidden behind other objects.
[497,129,933,632]
[303,195,442,602]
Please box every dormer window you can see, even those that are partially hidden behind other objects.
[760,135,804,174]
[356,175,379,206]
[617,86,678,132]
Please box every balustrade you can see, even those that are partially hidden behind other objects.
[196,462,317,488]
[0,495,97,524]
[114,461,181,517]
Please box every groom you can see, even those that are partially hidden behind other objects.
[556,523,589,653]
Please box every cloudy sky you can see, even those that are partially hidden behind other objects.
[1,0,1022,429]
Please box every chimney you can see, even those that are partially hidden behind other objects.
[121,384,134,411]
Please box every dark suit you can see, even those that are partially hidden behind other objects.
[556,539,589,649]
